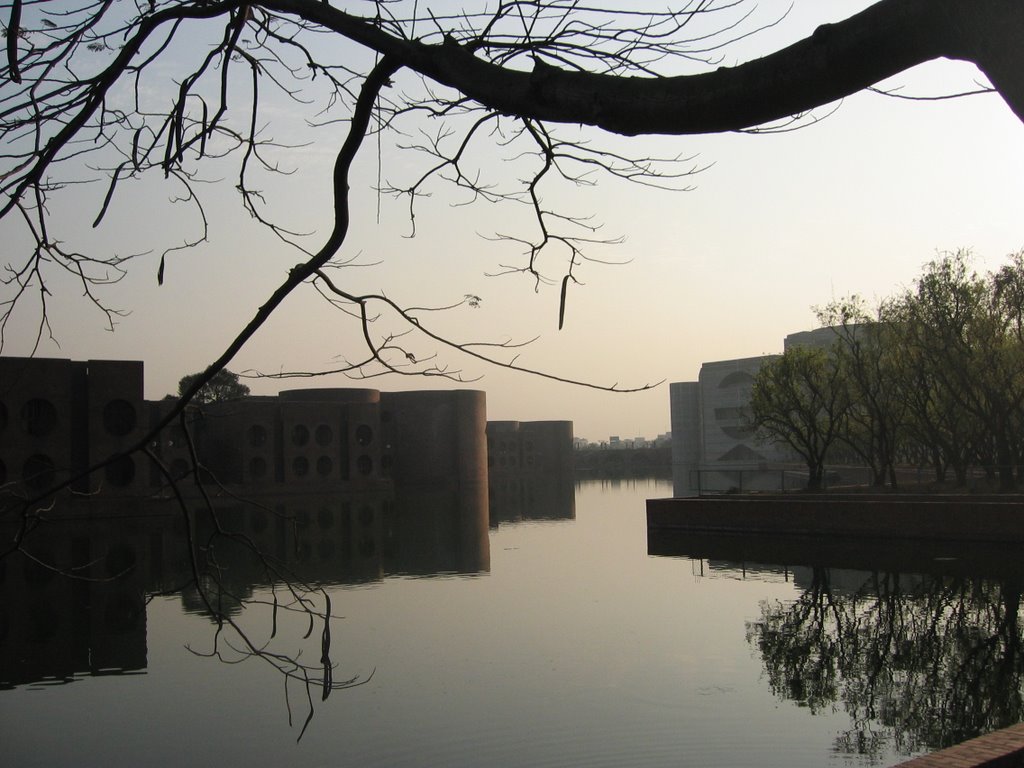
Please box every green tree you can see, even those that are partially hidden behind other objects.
[750,345,850,490]
[816,298,908,488]
[177,369,251,405]
[890,253,987,485]
[894,251,1024,490]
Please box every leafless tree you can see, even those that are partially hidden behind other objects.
[2,1,1020,417]
[3,0,1021,733]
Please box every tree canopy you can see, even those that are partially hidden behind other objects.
[176,368,251,404]
[751,250,1024,491]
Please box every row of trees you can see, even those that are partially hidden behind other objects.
[750,249,1024,491]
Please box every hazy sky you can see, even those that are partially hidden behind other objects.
[3,1,1023,442]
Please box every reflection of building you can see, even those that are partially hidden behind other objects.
[486,421,575,526]
[670,328,836,496]
[0,515,153,688]
[0,481,492,688]
[0,357,576,688]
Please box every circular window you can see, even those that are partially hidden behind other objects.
[249,456,267,479]
[102,399,136,436]
[315,424,332,446]
[292,456,309,477]
[316,455,333,477]
[355,424,373,447]
[105,455,135,487]
[249,424,267,448]
[21,399,56,437]
[23,454,55,491]
[356,454,373,476]
[292,424,310,447]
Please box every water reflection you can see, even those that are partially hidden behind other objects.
[649,530,1024,760]
[0,514,150,689]
[3,472,577,693]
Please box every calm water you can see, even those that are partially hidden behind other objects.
[3,478,1022,767]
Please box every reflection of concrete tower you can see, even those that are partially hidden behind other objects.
[0,517,148,687]
[486,420,576,526]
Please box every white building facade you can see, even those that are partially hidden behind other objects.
[670,328,837,496]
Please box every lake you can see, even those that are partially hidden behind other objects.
[3,477,1020,767]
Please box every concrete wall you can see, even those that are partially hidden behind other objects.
[0,357,145,496]
[381,390,487,488]
[487,420,574,477]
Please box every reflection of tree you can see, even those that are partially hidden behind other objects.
[748,569,1024,758]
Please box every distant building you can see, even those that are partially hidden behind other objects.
[0,357,574,503]
[670,327,837,496]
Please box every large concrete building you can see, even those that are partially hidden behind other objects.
[0,357,571,503]
[670,327,838,496]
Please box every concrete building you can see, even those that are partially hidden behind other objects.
[670,327,838,496]
[0,356,146,497]
[1,357,574,504]
[486,420,575,526]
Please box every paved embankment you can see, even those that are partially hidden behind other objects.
[646,494,1024,543]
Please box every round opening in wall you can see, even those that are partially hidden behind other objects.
[105,455,136,487]
[21,399,56,437]
[355,424,373,447]
[102,399,136,436]
[356,454,373,476]
[249,424,268,447]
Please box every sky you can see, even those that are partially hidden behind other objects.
[2,1,1023,442]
